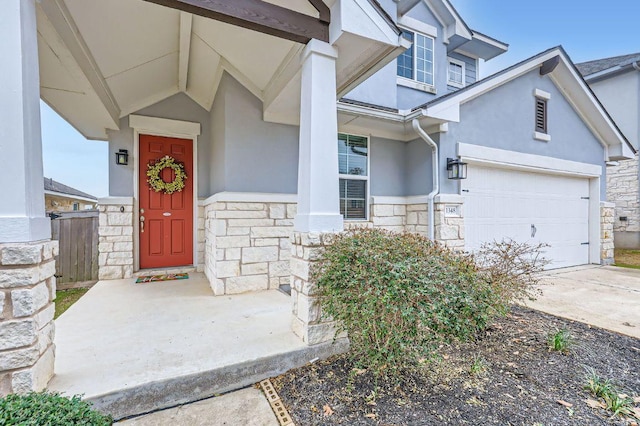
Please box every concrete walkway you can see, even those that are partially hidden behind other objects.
[48,273,347,420]
[117,387,278,426]
[525,265,640,339]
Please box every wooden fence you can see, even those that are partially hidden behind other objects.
[50,210,99,288]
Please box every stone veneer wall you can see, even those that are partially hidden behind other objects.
[433,195,465,250]
[197,203,205,272]
[601,202,615,265]
[606,157,640,248]
[291,232,344,345]
[204,199,296,295]
[98,198,134,280]
[0,240,57,394]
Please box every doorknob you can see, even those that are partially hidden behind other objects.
[140,215,145,233]
[531,224,537,238]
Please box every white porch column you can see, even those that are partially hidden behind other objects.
[0,0,57,395]
[291,40,346,346]
[0,0,49,243]
[294,40,343,233]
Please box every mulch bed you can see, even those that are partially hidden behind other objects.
[273,306,640,425]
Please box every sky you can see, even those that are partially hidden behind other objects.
[40,0,640,198]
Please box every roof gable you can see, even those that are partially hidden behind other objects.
[416,46,635,160]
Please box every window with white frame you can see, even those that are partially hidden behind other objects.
[338,133,369,220]
[397,30,434,86]
[447,58,465,88]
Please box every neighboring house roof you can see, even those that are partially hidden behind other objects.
[575,52,640,77]
[44,178,97,203]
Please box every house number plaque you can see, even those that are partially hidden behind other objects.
[444,205,461,218]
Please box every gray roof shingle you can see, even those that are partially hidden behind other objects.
[575,52,640,76]
[44,177,97,201]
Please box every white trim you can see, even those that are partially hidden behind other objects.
[98,196,134,205]
[447,57,466,88]
[534,132,551,142]
[397,77,437,94]
[370,195,430,205]
[471,31,509,52]
[178,12,192,93]
[132,127,199,272]
[203,192,297,205]
[397,15,438,38]
[534,88,551,100]
[589,177,601,264]
[129,115,201,138]
[434,194,464,204]
[457,143,602,177]
[45,191,97,204]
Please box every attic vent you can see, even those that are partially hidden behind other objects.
[535,98,547,133]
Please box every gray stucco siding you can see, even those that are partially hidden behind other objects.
[405,136,435,196]
[220,74,299,194]
[438,69,607,197]
[107,93,212,198]
[369,137,407,196]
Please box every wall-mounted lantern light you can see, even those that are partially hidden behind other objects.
[447,158,467,180]
[115,149,129,166]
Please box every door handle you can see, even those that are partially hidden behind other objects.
[531,224,537,238]
[140,215,145,233]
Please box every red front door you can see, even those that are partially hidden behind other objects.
[139,134,194,269]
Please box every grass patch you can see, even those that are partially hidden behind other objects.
[614,249,640,269]
[54,288,88,319]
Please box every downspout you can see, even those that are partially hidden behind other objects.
[412,119,439,241]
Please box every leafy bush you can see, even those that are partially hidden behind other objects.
[311,228,547,377]
[0,391,112,426]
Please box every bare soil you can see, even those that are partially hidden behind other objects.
[273,307,640,426]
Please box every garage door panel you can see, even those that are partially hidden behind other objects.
[463,165,590,269]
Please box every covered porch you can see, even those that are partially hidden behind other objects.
[49,273,346,420]
[0,0,406,399]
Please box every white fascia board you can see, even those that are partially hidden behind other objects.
[457,143,602,177]
[371,195,430,205]
[98,196,134,205]
[471,31,508,52]
[45,191,97,204]
[423,102,460,122]
[129,114,201,137]
[203,192,297,205]
[333,0,400,46]
[398,15,438,37]
[427,49,561,115]
[549,58,634,160]
[337,102,405,122]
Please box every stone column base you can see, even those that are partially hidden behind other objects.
[290,232,343,346]
[0,240,58,395]
[98,198,134,280]
[601,202,615,265]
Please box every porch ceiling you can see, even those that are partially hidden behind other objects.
[37,0,405,140]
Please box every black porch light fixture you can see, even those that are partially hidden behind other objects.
[115,149,129,166]
[447,158,467,180]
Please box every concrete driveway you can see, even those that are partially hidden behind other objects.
[525,265,640,339]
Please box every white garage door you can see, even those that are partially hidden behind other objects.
[463,165,590,269]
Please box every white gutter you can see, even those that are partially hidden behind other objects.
[412,119,439,241]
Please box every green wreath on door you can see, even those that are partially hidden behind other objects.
[146,155,187,195]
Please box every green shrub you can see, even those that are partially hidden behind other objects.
[0,391,112,426]
[311,228,546,377]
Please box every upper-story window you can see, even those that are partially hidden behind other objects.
[338,133,369,220]
[447,58,465,88]
[397,30,434,86]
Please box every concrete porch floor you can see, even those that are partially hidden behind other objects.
[48,273,347,420]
